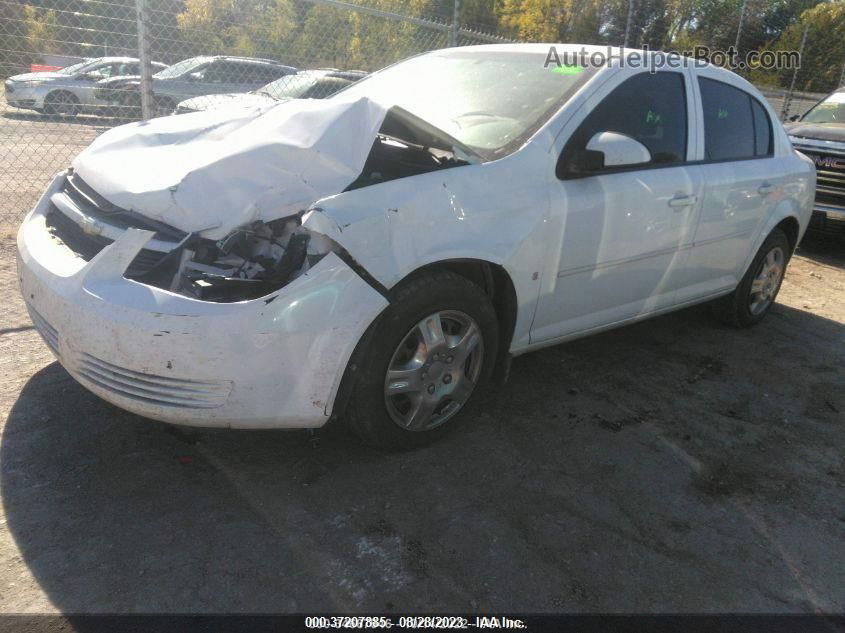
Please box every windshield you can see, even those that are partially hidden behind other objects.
[59,59,96,75]
[260,71,328,99]
[335,50,593,159]
[801,91,845,125]
[154,57,210,80]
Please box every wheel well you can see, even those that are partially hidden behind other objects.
[329,259,518,423]
[405,260,517,382]
[776,216,800,254]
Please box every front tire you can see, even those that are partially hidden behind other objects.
[711,228,790,327]
[345,270,498,450]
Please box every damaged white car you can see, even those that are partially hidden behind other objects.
[18,44,815,449]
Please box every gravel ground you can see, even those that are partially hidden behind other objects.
[0,222,843,613]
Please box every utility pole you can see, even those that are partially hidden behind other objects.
[136,0,153,120]
[734,0,748,53]
[623,0,635,48]
[448,0,462,48]
[781,24,808,122]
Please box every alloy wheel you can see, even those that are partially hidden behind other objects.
[384,310,484,432]
[749,246,785,315]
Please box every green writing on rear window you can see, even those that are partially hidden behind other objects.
[551,65,584,76]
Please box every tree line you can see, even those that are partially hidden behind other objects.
[2,0,844,92]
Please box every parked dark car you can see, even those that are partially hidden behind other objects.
[97,55,297,116]
[786,87,845,235]
[175,69,368,114]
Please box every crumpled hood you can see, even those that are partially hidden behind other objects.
[9,72,65,81]
[786,122,845,144]
[72,96,389,239]
[178,92,276,112]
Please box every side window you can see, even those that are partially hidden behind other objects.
[92,63,114,78]
[699,77,771,160]
[257,65,286,83]
[202,62,230,83]
[233,63,264,84]
[302,78,350,99]
[564,71,688,168]
[751,98,773,157]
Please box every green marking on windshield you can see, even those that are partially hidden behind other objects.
[551,65,584,75]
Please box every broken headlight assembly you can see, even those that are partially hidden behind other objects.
[131,216,336,303]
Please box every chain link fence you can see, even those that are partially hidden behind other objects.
[2,0,844,223]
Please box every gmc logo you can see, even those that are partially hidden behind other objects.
[810,154,845,171]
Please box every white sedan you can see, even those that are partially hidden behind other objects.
[18,44,815,449]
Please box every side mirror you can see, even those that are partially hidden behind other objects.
[586,131,651,167]
[187,72,203,82]
[787,114,800,122]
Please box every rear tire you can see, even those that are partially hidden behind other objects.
[345,270,498,451]
[43,91,80,117]
[711,228,790,328]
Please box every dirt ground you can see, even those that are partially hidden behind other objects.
[0,220,843,614]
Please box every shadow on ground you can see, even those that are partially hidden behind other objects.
[3,303,844,613]
[799,232,845,270]
[2,110,123,127]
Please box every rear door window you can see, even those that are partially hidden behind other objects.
[699,77,772,160]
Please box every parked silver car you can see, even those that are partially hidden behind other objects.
[4,57,166,116]
[101,56,297,116]
[175,69,368,114]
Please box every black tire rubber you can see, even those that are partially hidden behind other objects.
[344,269,498,451]
[43,91,80,117]
[711,228,791,328]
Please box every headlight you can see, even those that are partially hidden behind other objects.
[131,217,334,303]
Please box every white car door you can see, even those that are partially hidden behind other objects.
[677,72,790,301]
[531,69,704,344]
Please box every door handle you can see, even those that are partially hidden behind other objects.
[758,183,776,195]
[668,195,697,209]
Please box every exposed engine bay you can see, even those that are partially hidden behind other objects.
[129,113,472,302]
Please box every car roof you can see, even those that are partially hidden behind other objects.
[210,55,291,67]
[440,43,756,91]
[89,56,141,63]
[325,71,367,80]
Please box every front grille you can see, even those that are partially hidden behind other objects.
[75,352,232,409]
[801,150,845,206]
[63,173,186,241]
[44,172,187,276]
[27,305,60,356]
[45,205,168,276]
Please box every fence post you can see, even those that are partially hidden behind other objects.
[136,0,153,120]
[781,24,808,122]
[448,0,461,48]
[623,0,635,48]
